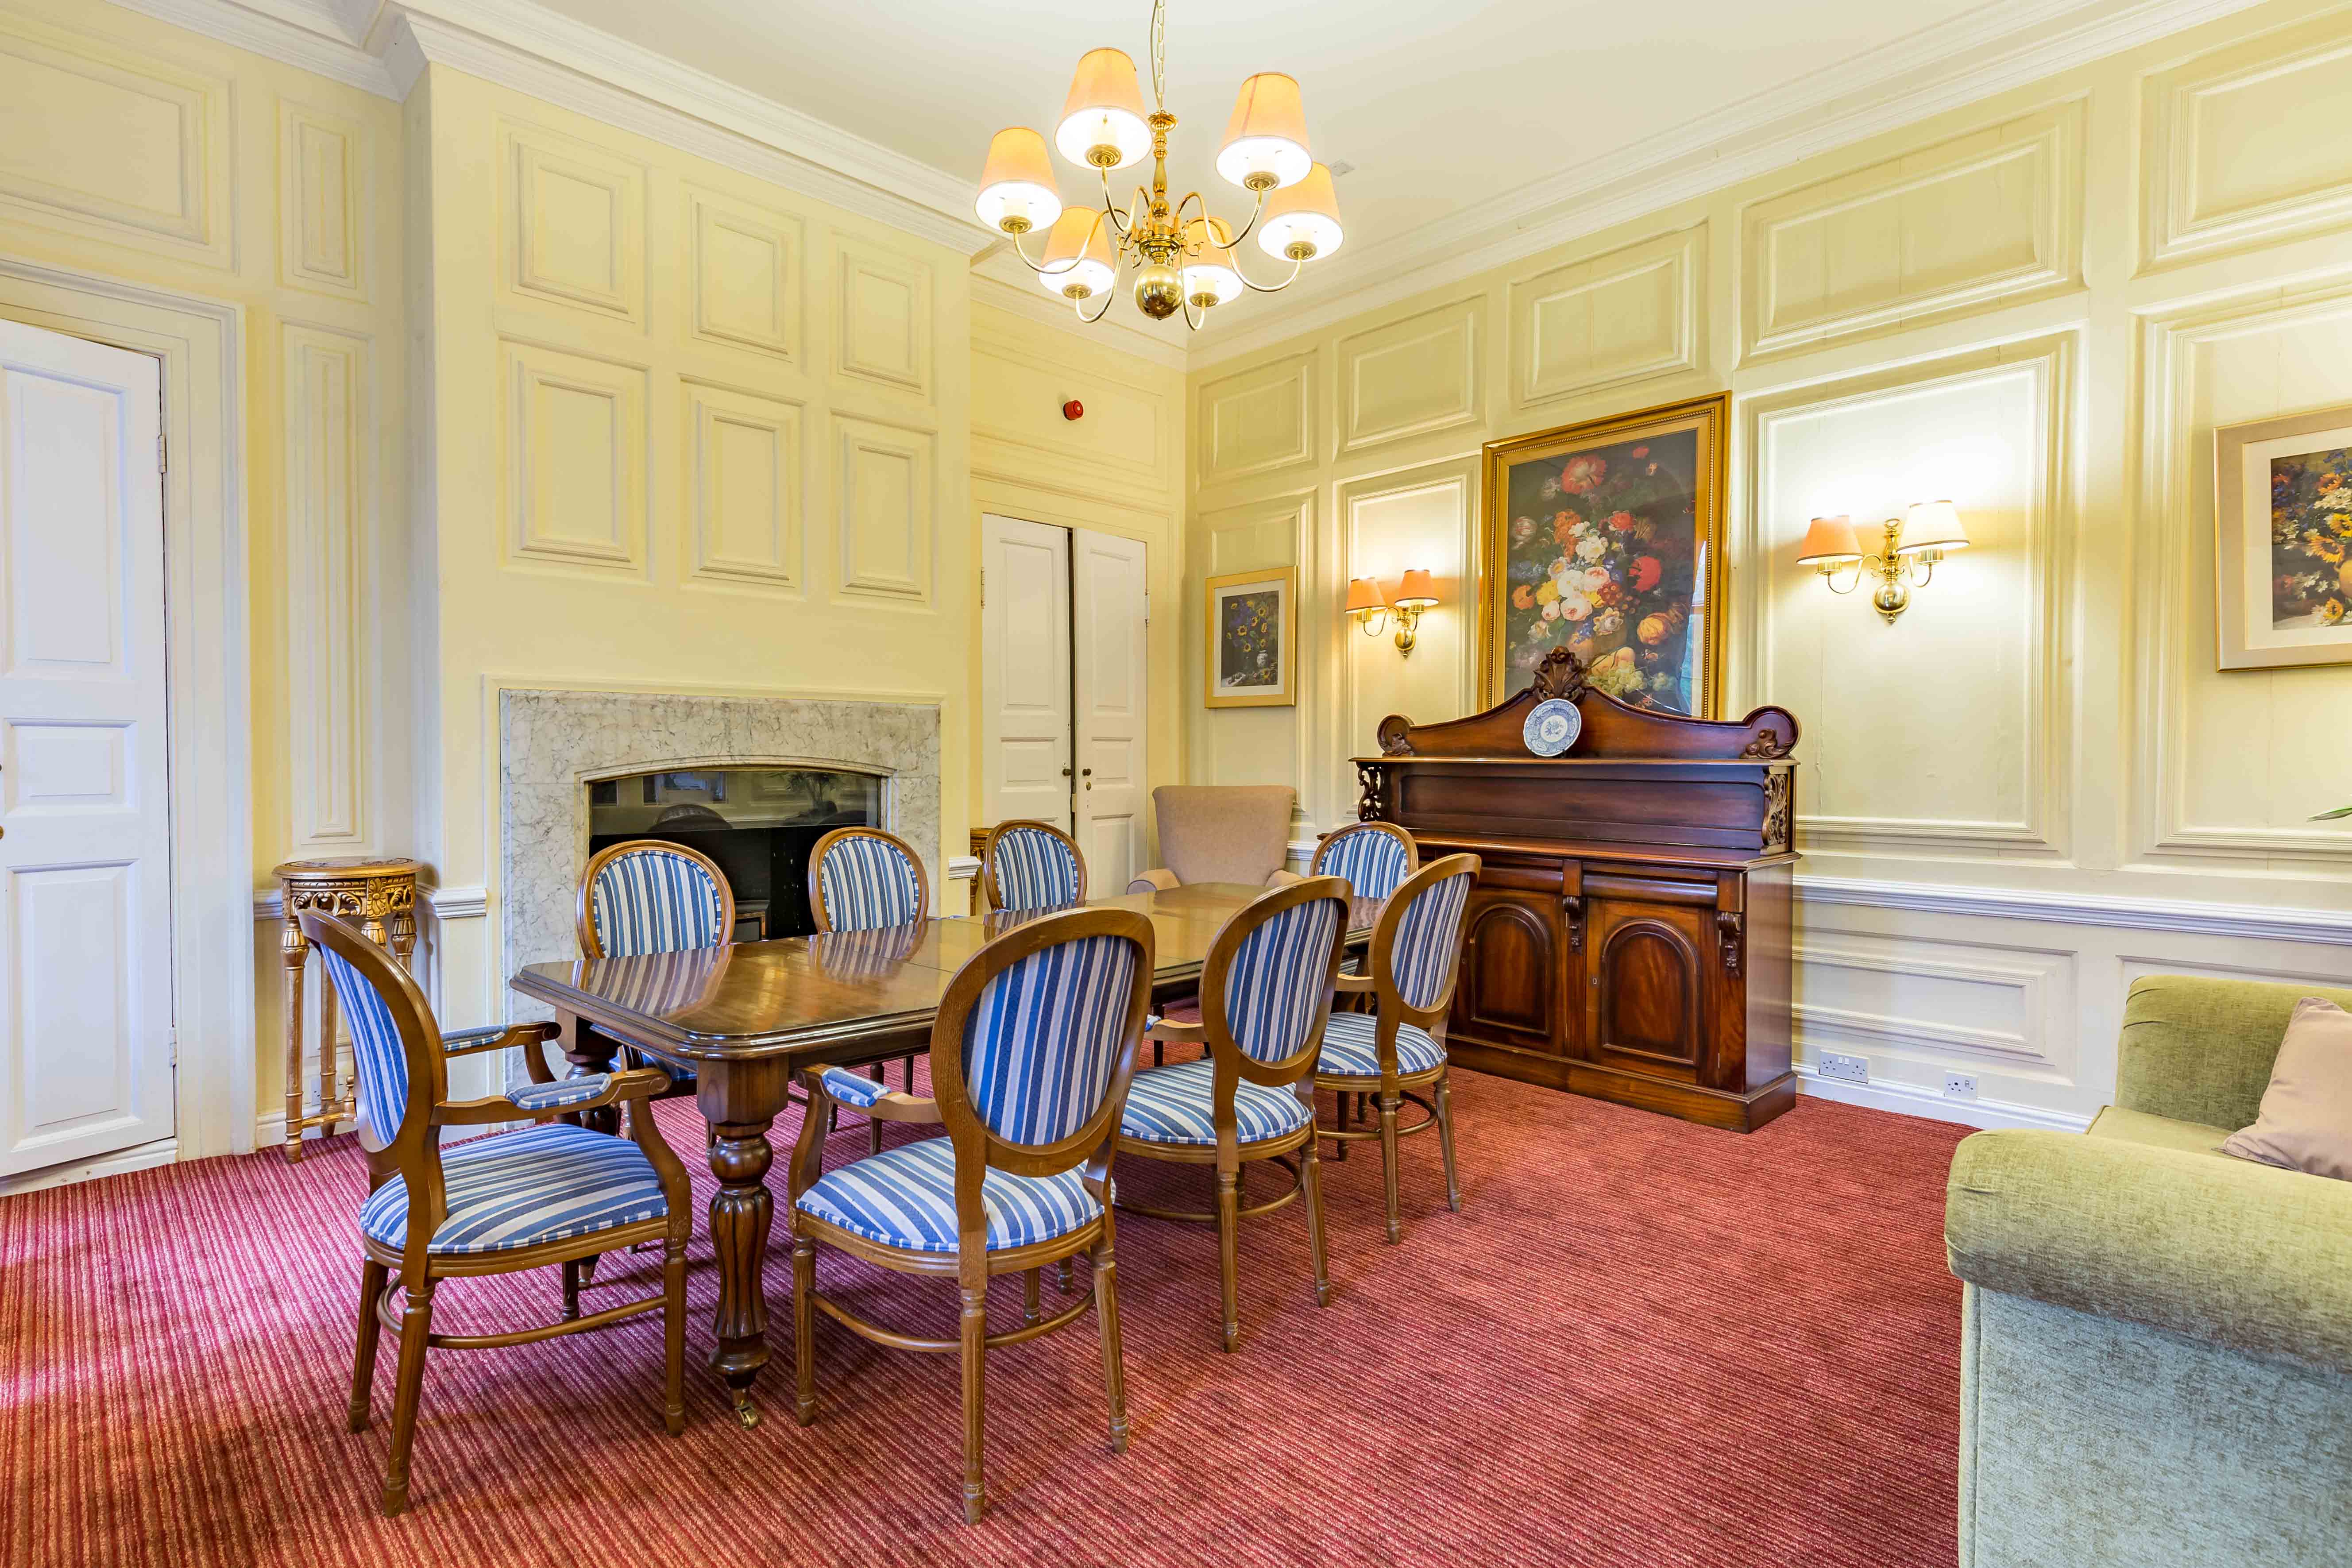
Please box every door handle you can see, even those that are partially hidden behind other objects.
[1081,768,1093,776]
[1060,767,1073,777]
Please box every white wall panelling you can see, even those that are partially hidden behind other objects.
[278,99,369,300]
[682,378,803,594]
[497,116,647,326]
[1509,224,1706,410]
[1334,296,1484,456]
[832,413,936,606]
[282,321,372,846]
[684,185,803,363]
[1196,352,1314,486]
[498,337,649,576]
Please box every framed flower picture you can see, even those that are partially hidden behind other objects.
[1204,566,1295,709]
[2215,404,2352,671]
[1479,392,1728,714]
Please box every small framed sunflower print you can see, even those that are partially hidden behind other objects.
[2216,404,2352,671]
[1204,566,1295,708]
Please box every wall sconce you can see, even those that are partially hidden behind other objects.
[1797,501,1970,624]
[1347,570,1441,656]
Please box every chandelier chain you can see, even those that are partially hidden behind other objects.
[1149,0,1166,111]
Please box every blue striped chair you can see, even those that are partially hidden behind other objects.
[1120,877,1351,1351]
[1315,853,1482,1243]
[303,909,691,1517]
[1310,819,1417,901]
[787,906,1155,1524]
[979,819,1087,912]
[808,826,931,1150]
[578,841,734,1112]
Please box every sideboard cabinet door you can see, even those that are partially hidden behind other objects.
[1448,888,1564,1059]
[1584,896,1711,1085]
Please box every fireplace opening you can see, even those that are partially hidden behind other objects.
[587,767,883,942]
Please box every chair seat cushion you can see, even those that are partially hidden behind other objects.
[1317,1011,1444,1079]
[795,1136,1100,1255]
[1120,1057,1313,1147]
[359,1123,667,1256]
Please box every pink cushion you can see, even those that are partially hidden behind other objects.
[2222,996,2352,1181]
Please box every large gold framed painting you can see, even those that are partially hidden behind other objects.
[1479,392,1728,714]
[2216,404,2352,671]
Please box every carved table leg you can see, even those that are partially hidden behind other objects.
[702,1060,791,1429]
[280,915,308,1162]
[560,1016,622,1137]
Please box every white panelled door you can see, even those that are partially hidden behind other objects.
[0,321,173,1176]
[1072,529,1148,891]
[981,514,1074,832]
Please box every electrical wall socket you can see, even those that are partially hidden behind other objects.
[1817,1051,1869,1085]
[1943,1073,1980,1101]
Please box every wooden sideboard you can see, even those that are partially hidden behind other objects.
[1355,648,1800,1132]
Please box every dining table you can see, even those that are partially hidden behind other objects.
[508,880,1379,1428]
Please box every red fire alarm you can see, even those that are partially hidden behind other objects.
[1062,399,1084,421]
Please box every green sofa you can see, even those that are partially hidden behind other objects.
[1944,974,2352,1568]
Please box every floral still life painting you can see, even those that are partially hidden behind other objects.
[1204,566,1295,709]
[2215,405,2352,672]
[1480,394,1727,714]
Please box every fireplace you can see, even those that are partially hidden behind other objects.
[587,766,882,941]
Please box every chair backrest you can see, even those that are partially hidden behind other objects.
[1201,876,1350,1081]
[299,910,444,1170]
[578,840,735,958]
[809,826,930,932]
[981,819,1088,911]
[1151,785,1295,886]
[931,907,1153,1172]
[2118,974,2352,1129]
[1311,821,1417,900]
[1367,854,1482,1021]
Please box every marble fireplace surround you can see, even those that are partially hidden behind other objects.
[498,688,942,1014]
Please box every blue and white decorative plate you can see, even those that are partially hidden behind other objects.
[1523,697,1583,757]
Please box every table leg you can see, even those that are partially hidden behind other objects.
[700,1060,792,1429]
[560,1016,622,1136]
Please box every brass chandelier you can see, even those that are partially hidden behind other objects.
[973,0,1343,329]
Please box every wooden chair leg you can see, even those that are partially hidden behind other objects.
[579,1254,599,1286]
[791,1232,818,1427]
[869,1064,886,1156]
[348,1258,387,1433]
[1022,1267,1042,1327]
[1152,1039,1164,1068]
[1300,1136,1332,1307]
[1436,1070,1461,1213]
[958,1282,988,1524]
[1330,1089,1349,1161]
[1378,1090,1404,1244]
[1214,1165,1241,1353]
[1092,1236,1129,1456]
[1056,1256,1074,1293]
[663,1238,687,1436]
[561,1258,583,1321]
[380,1276,437,1517]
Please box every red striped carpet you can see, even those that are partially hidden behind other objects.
[0,1068,1970,1568]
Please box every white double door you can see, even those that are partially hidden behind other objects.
[0,318,175,1176]
[980,514,1148,891]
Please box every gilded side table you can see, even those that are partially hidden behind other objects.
[276,856,421,1162]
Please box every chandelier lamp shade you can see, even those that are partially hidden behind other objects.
[974,0,1342,330]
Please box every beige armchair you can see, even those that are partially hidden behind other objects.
[1126,785,1303,895]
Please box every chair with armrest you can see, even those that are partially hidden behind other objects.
[787,905,1155,1523]
[1310,820,1420,1142]
[808,826,930,1148]
[1943,973,2352,1568]
[1125,785,1304,896]
[304,909,690,1517]
[578,839,734,1110]
[1121,876,1350,1351]
[1316,853,1480,1243]
[978,819,1088,911]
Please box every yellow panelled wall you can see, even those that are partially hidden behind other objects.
[1183,0,2352,1130]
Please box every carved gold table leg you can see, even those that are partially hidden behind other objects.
[281,914,308,1162]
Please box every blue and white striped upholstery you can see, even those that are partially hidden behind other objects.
[816,835,924,931]
[1219,896,1343,1064]
[359,1122,667,1255]
[506,1074,610,1112]
[315,943,410,1140]
[819,1066,888,1108]
[1120,1058,1313,1147]
[794,1136,1100,1255]
[1390,871,1474,1012]
[1316,826,1413,900]
[988,825,1082,911]
[1317,1012,1445,1079]
[442,1023,509,1052]
[962,933,1138,1146]
[589,847,728,957]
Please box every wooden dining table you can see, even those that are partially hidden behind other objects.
[508,880,1378,1428]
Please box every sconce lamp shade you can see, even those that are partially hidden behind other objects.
[1796,514,1862,565]
[1394,568,1439,608]
[1258,161,1344,262]
[1217,73,1313,191]
[1056,49,1153,170]
[1345,576,1390,615]
[975,127,1062,234]
[1036,209,1116,299]
[1900,499,1970,553]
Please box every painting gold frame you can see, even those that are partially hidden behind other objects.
[1204,566,1296,709]
[1477,391,1729,715]
[2214,403,2352,672]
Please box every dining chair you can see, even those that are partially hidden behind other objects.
[1309,821,1419,1138]
[808,825,930,1148]
[1120,876,1351,1351]
[978,819,1088,911]
[787,905,1155,1524]
[578,839,734,1109]
[304,909,691,1517]
[1314,853,1482,1243]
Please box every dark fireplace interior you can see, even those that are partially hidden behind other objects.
[587,767,882,942]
